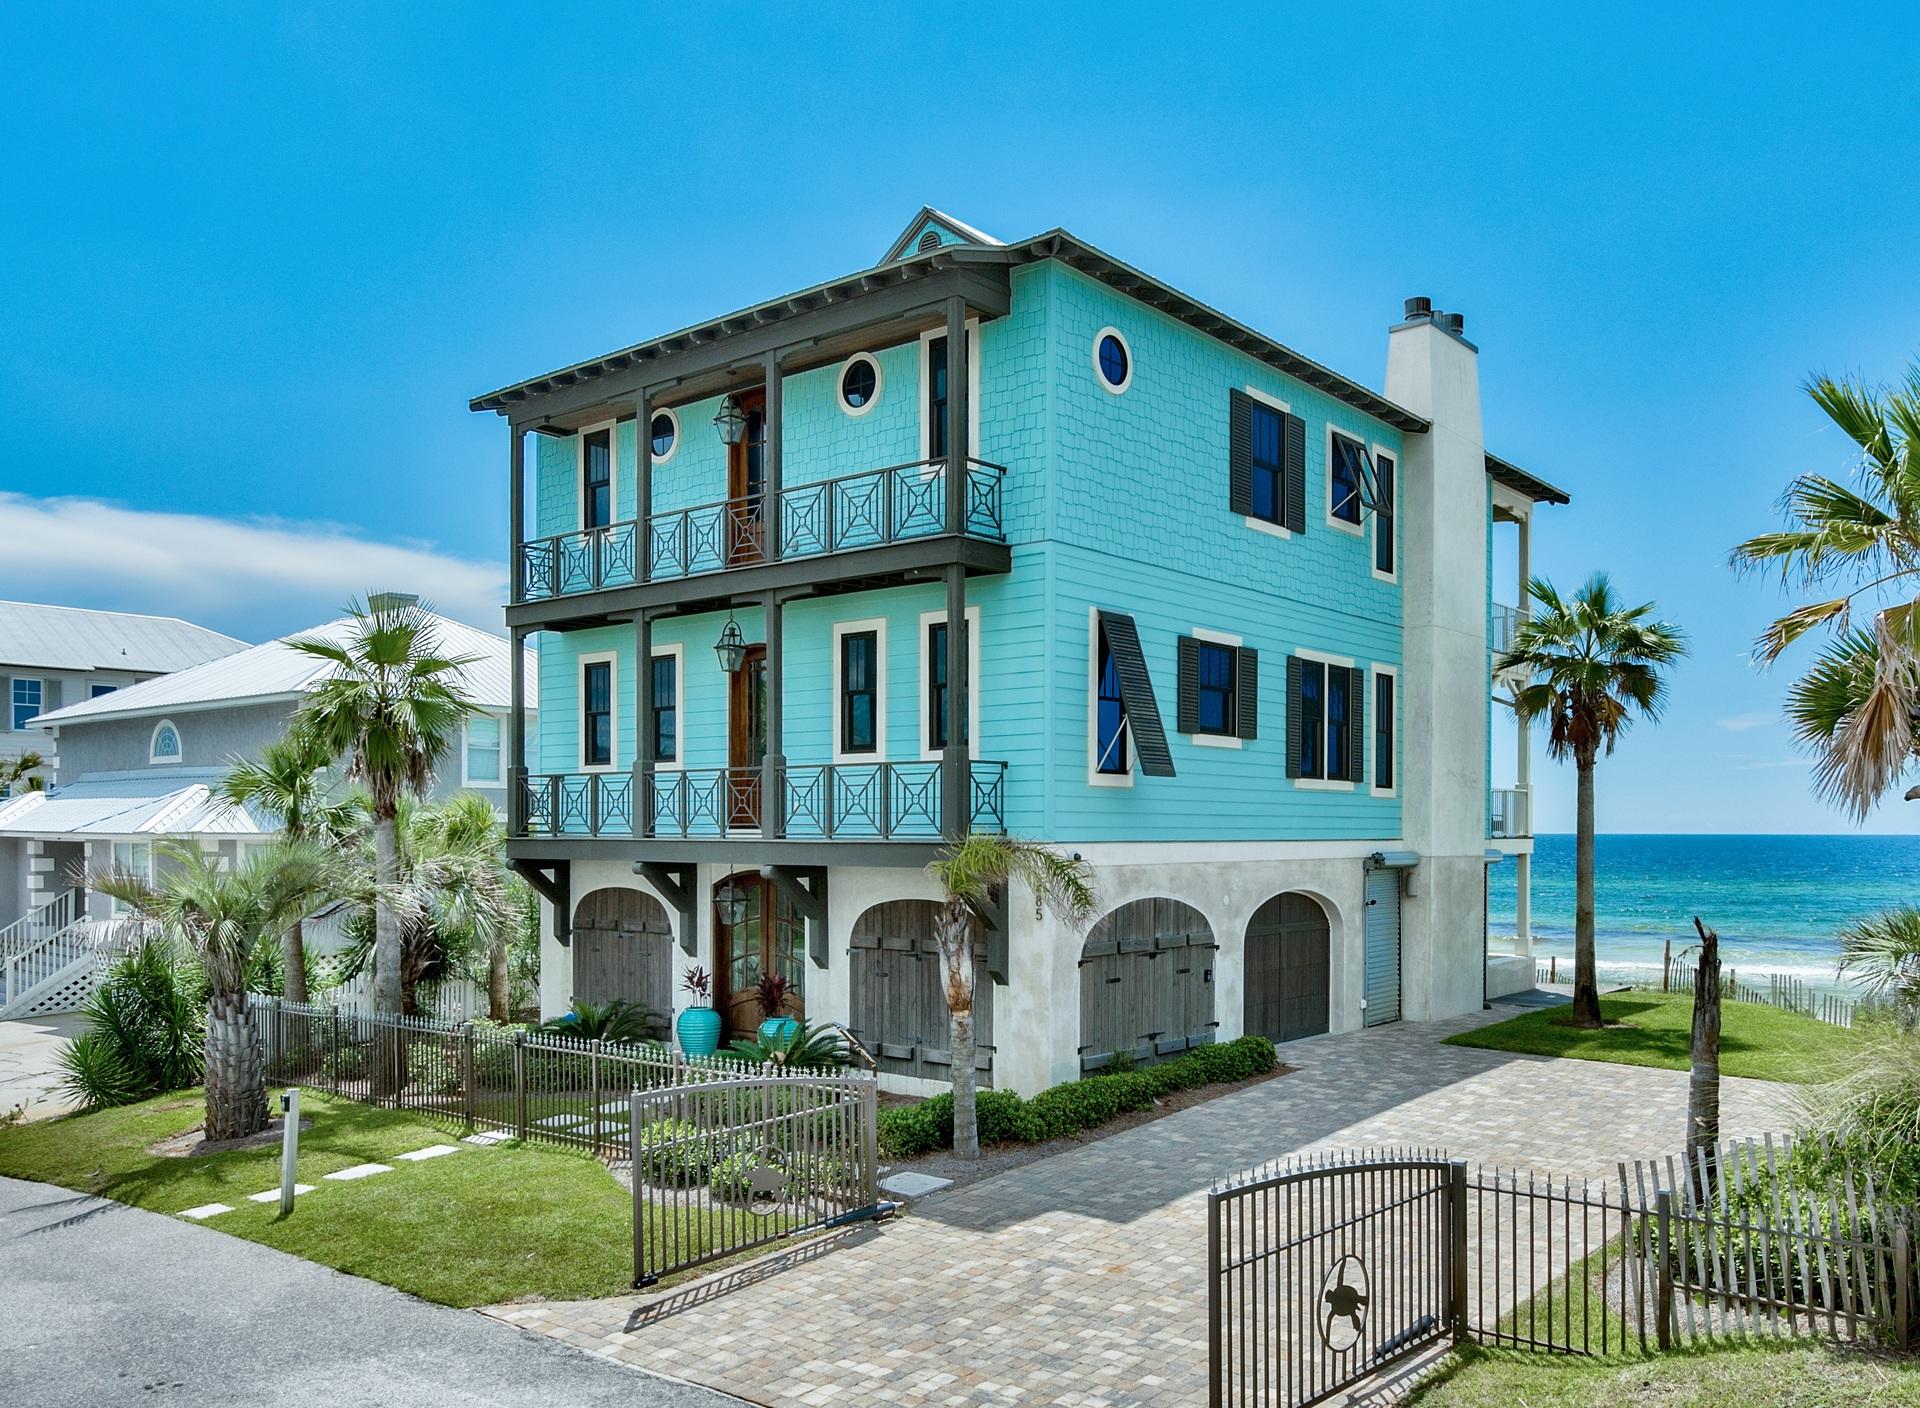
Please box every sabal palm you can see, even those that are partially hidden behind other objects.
[219,731,359,1003]
[289,597,476,1033]
[1499,574,1686,1028]
[0,750,47,798]
[1732,367,1920,818]
[928,834,1096,1158]
[96,840,340,1140]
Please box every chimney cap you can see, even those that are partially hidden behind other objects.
[1403,296,1432,321]
[368,591,421,613]
[1437,311,1465,336]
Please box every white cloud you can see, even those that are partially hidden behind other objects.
[1715,711,1777,733]
[0,493,504,637]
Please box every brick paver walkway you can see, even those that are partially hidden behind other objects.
[486,1010,1795,1407]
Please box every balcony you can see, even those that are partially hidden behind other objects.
[517,458,1006,604]
[1490,786,1531,839]
[516,761,1008,843]
[1490,602,1527,661]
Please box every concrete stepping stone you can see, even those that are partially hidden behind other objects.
[178,1202,233,1220]
[247,1184,314,1202]
[533,1114,590,1129]
[879,1172,953,1201]
[463,1130,511,1146]
[323,1162,393,1182]
[395,1144,460,1162]
[598,1100,632,1114]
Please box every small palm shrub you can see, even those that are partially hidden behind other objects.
[727,1017,851,1069]
[59,936,206,1110]
[539,998,665,1044]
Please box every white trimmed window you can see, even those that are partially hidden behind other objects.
[580,653,618,771]
[832,619,888,762]
[11,678,41,731]
[464,714,502,786]
[149,719,182,765]
[647,408,680,465]
[110,840,151,915]
[836,353,884,417]
[918,605,982,759]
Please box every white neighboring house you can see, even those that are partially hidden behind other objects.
[0,593,536,1018]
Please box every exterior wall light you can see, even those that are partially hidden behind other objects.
[714,614,748,674]
[712,394,748,446]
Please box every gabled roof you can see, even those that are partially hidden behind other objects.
[877,206,1006,264]
[30,610,535,729]
[0,600,245,675]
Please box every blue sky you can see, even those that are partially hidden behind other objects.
[3,4,1917,834]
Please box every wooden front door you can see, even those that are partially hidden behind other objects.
[727,389,768,566]
[1243,893,1330,1044]
[714,872,806,1037]
[728,643,767,829]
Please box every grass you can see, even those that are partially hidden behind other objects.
[0,1089,661,1307]
[1411,1341,1920,1406]
[1444,990,1862,1083]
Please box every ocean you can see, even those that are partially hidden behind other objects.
[1488,834,1920,996]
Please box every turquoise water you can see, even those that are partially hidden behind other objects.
[1488,834,1920,995]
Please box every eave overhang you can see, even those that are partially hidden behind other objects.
[1485,453,1570,506]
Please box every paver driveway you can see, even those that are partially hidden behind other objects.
[489,1008,1796,1407]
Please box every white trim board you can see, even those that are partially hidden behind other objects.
[830,617,888,764]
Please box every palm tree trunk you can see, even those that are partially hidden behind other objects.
[487,934,510,1021]
[283,916,308,1005]
[933,898,979,1159]
[204,989,268,1141]
[1687,919,1722,1197]
[1572,756,1602,1028]
[372,806,405,1094]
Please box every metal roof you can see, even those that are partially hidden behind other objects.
[0,770,267,840]
[0,600,245,675]
[1485,453,1570,506]
[30,610,534,729]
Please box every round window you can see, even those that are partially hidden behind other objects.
[649,410,678,461]
[1096,331,1130,391]
[838,355,882,416]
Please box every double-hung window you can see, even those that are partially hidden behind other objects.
[1329,433,1365,526]
[1373,671,1395,791]
[926,620,969,750]
[11,678,41,731]
[583,429,613,530]
[1177,635,1257,742]
[650,654,678,764]
[1095,628,1129,775]
[1372,452,1396,576]
[1229,389,1305,533]
[839,630,878,755]
[1249,402,1285,525]
[1288,656,1365,783]
[926,336,950,462]
[465,714,502,785]
[111,841,151,916]
[582,659,613,768]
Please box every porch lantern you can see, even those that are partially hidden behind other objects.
[713,878,752,927]
[714,614,748,675]
[712,394,748,446]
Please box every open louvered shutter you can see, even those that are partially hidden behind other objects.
[1097,610,1174,777]
[1285,656,1304,777]
[1175,635,1200,735]
[1236,647,1258,740]
[1345,666,1367,782]
[1228,390,1254,516]
[1282,412,1307,533]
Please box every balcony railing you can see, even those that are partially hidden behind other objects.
[1490,602,1528,661]
[516,761,1008,841]
[517,458,1007,603]
[1490,786,1531,839]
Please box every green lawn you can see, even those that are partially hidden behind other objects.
[0,1090,646,1307]
[1411,1342,1920,1406]
[1444,990,1861,1082]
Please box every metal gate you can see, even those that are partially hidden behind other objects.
[630,1070,883,1286]
[1209,1153,1460,1408]
[1362,867,1402,1026]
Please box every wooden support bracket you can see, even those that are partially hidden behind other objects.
[509,858,572,947]
[635,861,698,955]
[762,865,829,966]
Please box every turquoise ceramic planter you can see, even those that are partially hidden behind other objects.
[758,1016,800,1045]
[677,1006,722,1056]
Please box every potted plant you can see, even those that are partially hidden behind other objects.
[755,972,799,1044]
[676,966,721,1057]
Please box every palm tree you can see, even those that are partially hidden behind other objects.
[927,834,1096,1158]
[0,749,47,798]
[1836,906,1920,1024]
[95,840,340,1140]
[219,731,358,1004]
[1499,574,1687,1028]
[288,597,477,1034]
[1732,366,1920,817]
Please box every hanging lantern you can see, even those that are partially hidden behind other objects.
[714,878,752,927]
[712,394,748,446]
[714,614,748,674]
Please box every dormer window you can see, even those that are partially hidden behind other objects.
[150,720,182,764]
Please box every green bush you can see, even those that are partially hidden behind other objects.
[58,936,205,1110]
[875,1034,1278,1159]
[636,1117,725,1187]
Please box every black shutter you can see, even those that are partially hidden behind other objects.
[1175,635,1200,735]
[1345,666,1367,783]
[1236,647,1258,740]
[1096,611,1175,777]
[1284,656,1304,778]
[1282,412,1307,533]
[1228,390,1254,516]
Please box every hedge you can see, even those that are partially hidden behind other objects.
[876,1034,1277,1159]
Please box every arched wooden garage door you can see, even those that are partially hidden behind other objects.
[1079,898,1216,1072]
[1243,892,1331,1044]
[848,900,994,1085]
[571,887,674,1027]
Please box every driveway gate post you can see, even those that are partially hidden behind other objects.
[1448,1160,1468,1345]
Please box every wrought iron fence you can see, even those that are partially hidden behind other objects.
[630,1070,883,1286]
[254,997,762,1157]
[516,458,1007,602]
[1208,1144,1917,1408]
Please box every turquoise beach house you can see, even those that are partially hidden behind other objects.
[472,208,1565,1095]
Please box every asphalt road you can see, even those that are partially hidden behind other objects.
[0,1175,741,1407]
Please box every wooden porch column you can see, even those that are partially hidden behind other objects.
[635,388,653,582]
[633,608,653,839]
[763,350,783,560]
[941,562,969,840]
[508,625,527,836]
[762,589,786,838]
[508,419,526,605]
[944,295,969,535]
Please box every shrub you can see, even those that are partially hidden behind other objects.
[59,936,205,1110]
[878,1100,946,1159]
[726,1018,851,1069]
[636,1117,725,1187]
